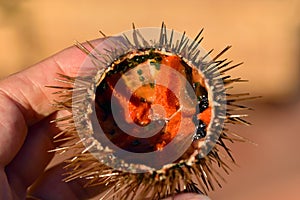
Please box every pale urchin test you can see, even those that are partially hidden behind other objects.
[49,23,255,200]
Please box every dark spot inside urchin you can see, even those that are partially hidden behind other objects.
[140,97,147,102]
[192,94,209,141]
[108,129,115,135]
[132,140,141,146]
[137,69,143,75]
[139,76,145,82]
[193,120,206,140]
[150,61,161,70]
[198,95,209,113]
[149,82,155,88]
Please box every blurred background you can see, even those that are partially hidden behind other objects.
[0,0,300,199]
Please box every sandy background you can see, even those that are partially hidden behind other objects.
[1,0,300,200]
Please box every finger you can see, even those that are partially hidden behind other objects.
[0,38,106,166]
[5,112,60,197]
[0,92,28,166]
[0,38,105,127]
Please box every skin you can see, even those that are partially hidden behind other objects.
[0,38,209,200]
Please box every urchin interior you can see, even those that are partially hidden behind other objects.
[94,50,212,164]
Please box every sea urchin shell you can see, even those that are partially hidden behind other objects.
[49,23,255,199]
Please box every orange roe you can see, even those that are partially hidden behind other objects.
[198,107,211,127]
[97,54,212,152]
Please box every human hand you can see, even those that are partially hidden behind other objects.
[0,38,210,200]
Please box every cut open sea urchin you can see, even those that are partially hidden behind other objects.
[48,23,257,199]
